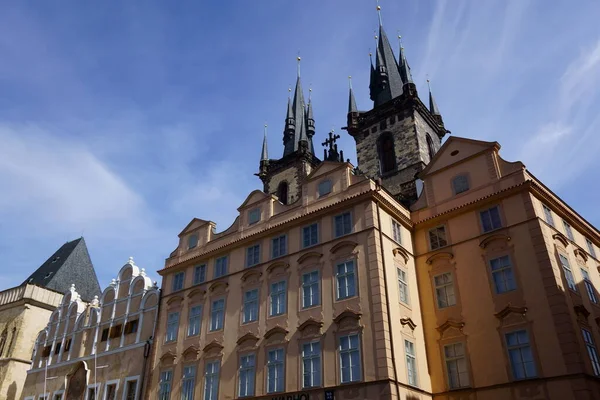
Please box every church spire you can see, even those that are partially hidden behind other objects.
[398,41,413,85]
[348,76,358,113]
[261,124,269,161]
[427,79,442,116]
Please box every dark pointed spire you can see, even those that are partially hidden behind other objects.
[399,44,413,85]
[348,76,358,113]
[261,124,269,161]
[427,79,441,116]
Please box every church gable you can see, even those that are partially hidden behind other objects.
[419,137,499,178]
[238,190,271,211]
[305,161,348,181]
[178,218,211,237]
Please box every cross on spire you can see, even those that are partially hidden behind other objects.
[322,130,345,162]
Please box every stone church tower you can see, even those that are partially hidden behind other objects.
[344,17,450,205]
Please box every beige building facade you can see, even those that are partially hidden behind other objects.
[21,258,159,400]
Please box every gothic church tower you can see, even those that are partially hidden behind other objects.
[345,8,449,205]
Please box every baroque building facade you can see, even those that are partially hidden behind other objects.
[21,258,159,400]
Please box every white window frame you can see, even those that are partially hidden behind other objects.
[165,312,179,343]
[583,328,600,376]
[210,298,225,331]
[581,268,598,304]
[336,260,357,300]
[443,342,470,389]
[434,272,456,308]
[214,256,228,278]
[181,365,196,400]
[480,205,502,232]
[302,270,320,309]
[269,281,287,316]
[172,272,185,292]
[542,204,554,226]
[391,218,402,243]
[238,353,256,398]
[302,341,322,388]
[397,267,409,304]
[85,384,101,400]
[302,223,319,248]
[505,329,537,380]
[121,376,140,400]
[489,255,517,294]
[266,348,285,393]
[428,226,448,250]
[193,264,206,284]
[246,244,261,267]
[102,380,119,400]
[242,289,259,324]
[334,212,353,238]
[52,393,65,400]
[204,360,221,400]
[24,397,36,400]
[271,235,287,259]
[559,254,577,292]
[563,220,574,241]
[586,238,597,259]
[404,339,418,387]
[339,333,362,383]
[187,305,202,337]
[158,370,172,400]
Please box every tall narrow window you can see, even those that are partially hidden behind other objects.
[339,334,361,383]
[277,182,288,205]
[248,208,261,225]
[405,340,418,387]
[379,133,396,173]
[302,271,320,308]
[444,342,470,389]
[172,272,184,292]
[583,329,600,375]
[434,273,456,308]
[334,212,352,237]
[303,223,319,248]
[270,281,287,316]
[204,361,220,400]
[210,299,225,331]
[194,264,206,284]
[124,380,137,400]
[336,260,356,300]
[428,226,448,250]
[392,219,402,243]
[563,220,574,240]
[239,354,256,397]
[187,306,202,337]
[505,330,537,379]
[480,206,502,232]
[104,384,116,400]
[452,175,470,194]
[86,388,97,400]
[302,341,321,388]
[397,267,409,304]
[587,238,597,259]
[159,370,174,400]
[271,235,287,258]
[559,254,577,291]
[246,244,260,267]
[165,312,179,343]
[243,289,259,324]
[215,256,228,278]
[426,134,435,161]
[542,204,554,227]
[581,268,598,304]
[181,366,196,400]
[188,234,198,250]
[267,348,285,393]
[490,255,517,293]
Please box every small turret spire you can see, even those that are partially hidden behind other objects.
[376,0,383,27]
[297,55,301,78]
[399,44,413,85]
[348,76,358,113]
[261,124,269,161]
[427,79,441,116]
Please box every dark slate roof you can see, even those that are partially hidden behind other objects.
[22,237,102,302]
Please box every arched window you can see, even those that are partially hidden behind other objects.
[378,133,396,174]
[0,328,6,357]
[426,134,435,161]
[277,182,288,205]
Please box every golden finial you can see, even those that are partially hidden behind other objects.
[348,75,353,89]
[296,54,301,78]
[376,0,383,26]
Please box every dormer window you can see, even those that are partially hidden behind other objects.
[452,175,470,195]
[248,208,261,225]
[318,180,332,197]
[188,234,198,250]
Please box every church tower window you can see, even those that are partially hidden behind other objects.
[426,134,435,162]
[277,182,288,205]
[378,133,396,174]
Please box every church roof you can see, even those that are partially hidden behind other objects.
[21,237,101,302]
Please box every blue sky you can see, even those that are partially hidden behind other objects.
[1,0,599,291]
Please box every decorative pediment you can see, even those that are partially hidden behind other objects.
[298,318,323,338]
[297,251,323,265]
[166,295,184,307]
[236,332,260,347]
[159,350,177,365]
[241,270,262,285]
[400,317,417,331]
[182,345,200,362]
[266,261,290,276]
[330,240,358,255]
[574,248,589,263]
[209,281,228,294]
[553,232,570,248]
[392,247,410,264]
[264,326,289,341]
[426,251,454,265]
[187,288,206,300]
[333,309,362,331]
[437,319,465,339]
[495,304,528,327]
[202,340,224,356]
[479,234,511,249]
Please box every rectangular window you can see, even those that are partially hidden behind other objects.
[64,338,72,352]
[397,267,409,304]
[581,269,598,304]
[587,238,597,259]
[391,219,402,243]
[336,260,356,300]
[104,384,116,400]
[339,334,361,383]
[194,264,206,284]
[302,271,320,308]
[100,328,109,342]
[124,380,137,400]
[302,341,321,388]
[238,354,256,397]
[165,312,179,342]
[434,273,456,308]
[505,330,537,379]
[242,289,259,324]
[583,329,600,375]
[452,175,470,194]
[210,299,225,331]
[158,370,172,400]
[124,319,139,335]
[270,281,287,316]
[188,306,202,337]
[188,234,198,250]
[302,223,319,248]
[109,324,122,339]
[267,348,285,393]
[86,388,97,400]
[172,272,185,292]
[318,180,332,197]
[271,235,287,258]
[563,220,574,241]
[444,342,470,389]
[181,366,196,400]
[204,360,220,400]
[215,256,228,278]
[490,255,517,293]
[480,206,502,232]
[248,208,261,225]
[559,254,577,291]
[543,204,555,226]
[405,340,418,387]
[54,342,61,355]
[428,226,448,250]
[334,212,353,237]
[53,394,64,400]
[246,244,261,267]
